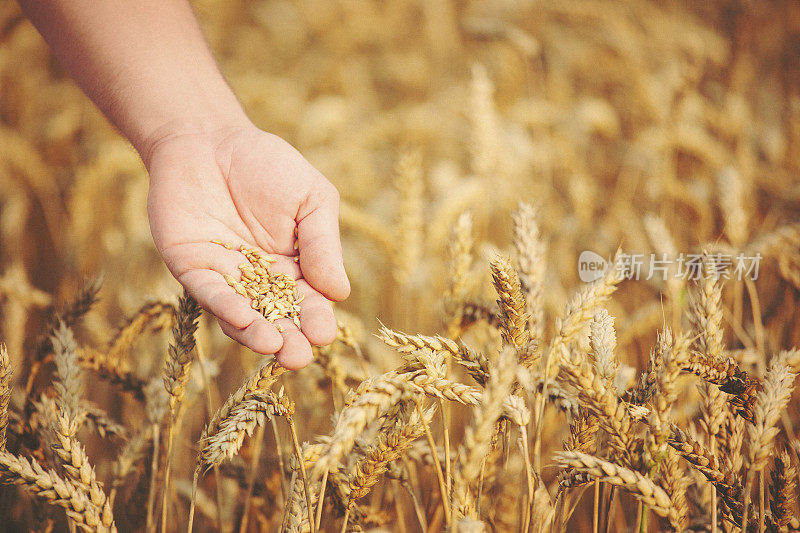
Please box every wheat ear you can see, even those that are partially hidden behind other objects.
[661,449,689,532]
[348,409,429,502]
[161,292,201,533]
[198,389,293,470]
[590,309,618,391]
[559,350,637,469]
[445,211,474,337]
[51,322,83,422]
[201,356,286,444]
[534,254,624,473]
[768,450,797,533]
[512,201,546,357]
[742,361,796,530]
[490,254,530,353]
[554,451,674,519]
[105,300,175,367]
[393,149,424,288]
[0,451,114,532]
[314,372,421,478]
[0,343,11,450]
[50,413,115,528]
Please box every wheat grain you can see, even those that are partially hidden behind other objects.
[215,241,303,329]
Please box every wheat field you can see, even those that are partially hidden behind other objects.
[2,0,800,531]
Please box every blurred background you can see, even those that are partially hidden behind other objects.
[2,0,800,530]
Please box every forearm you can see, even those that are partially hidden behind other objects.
[18,0,249,164]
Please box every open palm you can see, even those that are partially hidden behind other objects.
[146,126,349,369]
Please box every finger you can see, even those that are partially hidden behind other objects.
[274,318,314,370]
[217,316,284,354]
[177,268,266,330]
[297,183,350,302]
[161,241,255,277]
[296,280,337,346]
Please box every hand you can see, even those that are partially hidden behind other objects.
[145,123,350,370]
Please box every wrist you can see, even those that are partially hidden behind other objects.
[137,113,252,170]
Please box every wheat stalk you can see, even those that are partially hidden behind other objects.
[454,346,517,518]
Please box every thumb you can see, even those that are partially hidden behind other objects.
[297,181,350,301]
